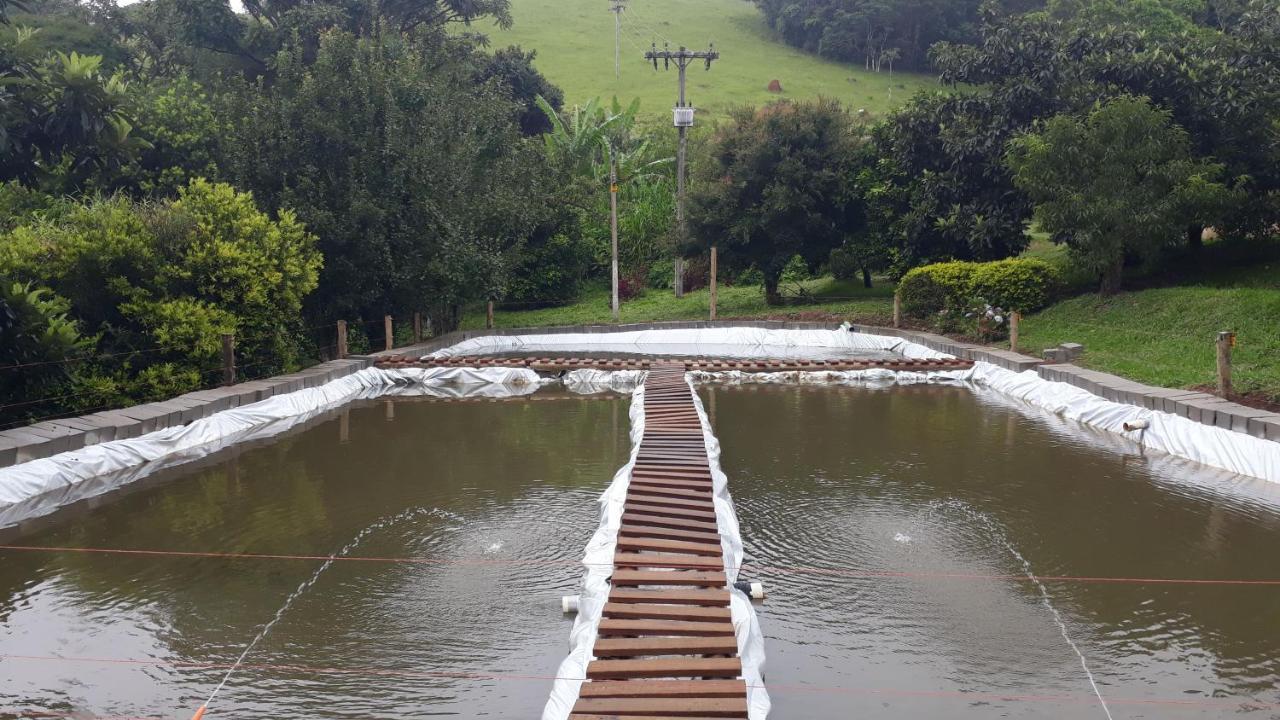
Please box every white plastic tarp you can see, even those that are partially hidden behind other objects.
[0,367,547,513]
[427,327,950,360]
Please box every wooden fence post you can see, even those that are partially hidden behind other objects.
[892,291,902,328]
[486,301,495,329]
[336,320,348,359]
[709,246,718,321]
[413,312,423,343]
[1009,312,1021,353]
[221,333,236,386]
[1216,331,1235,397]
[384,315,393,352]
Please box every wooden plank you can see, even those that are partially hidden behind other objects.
[591,636,739,657]
[597,618,735,637]
[571,697,748,718]
[607,588,730,606]
[610,569,726,587]
[577,679,746,698]
[586,657,742,680]
[616,535,722,556]
[620,512,719,533]
[603,603,732,622]
[616,523,722,545]
[613,553,724,570]
[623,503,717,522]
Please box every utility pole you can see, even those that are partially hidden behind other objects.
[609,0,626,80]
[647,42,719,298]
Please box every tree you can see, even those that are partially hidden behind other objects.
[224,30,560,331]
[0,35,148,192]
[1006,96,1233,294]
[477,46,562,136]
[688,98,864,305]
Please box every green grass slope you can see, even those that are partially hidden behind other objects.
[478,0,940,122]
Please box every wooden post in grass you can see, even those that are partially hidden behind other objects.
[1009,312,1021,353]
[893,291,902,328]
[413,312,423,343]
[487,301,495,329]
[709,246,718,320]
[221,333,236,386]
[384,315,393,351]
[336,320,348,359]
[1216,331,1235,398]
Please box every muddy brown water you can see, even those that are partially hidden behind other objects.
[1,383,1279,718]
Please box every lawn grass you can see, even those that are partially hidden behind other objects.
[461,276,895,328]
[476,0,940,124]
[1015,265,1280,404]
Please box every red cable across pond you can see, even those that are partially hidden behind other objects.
[2,543,1280,586]
[2,652,1278,711]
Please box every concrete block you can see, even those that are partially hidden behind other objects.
[1059,342,1084,360]
[1262,417,1280,442]
[0,433,20,467]
[1,427,59,463]
[85,411,143,440]
[1180,397,1233,427]
[116,404,174,434]
[1245,414,1280,440]
[1043,348,1065,362]
[25,421,85,453]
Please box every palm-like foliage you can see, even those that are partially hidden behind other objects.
[535,94,670,185]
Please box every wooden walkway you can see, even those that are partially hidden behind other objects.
[377,355,971,374]
[570,362,749,720]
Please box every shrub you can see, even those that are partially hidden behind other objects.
[736,265,764,287]
[828,246,858,281]
[968,258,1062,312]
[899,258,1063,319]
[897,261,978,317]
[780,254,810,284]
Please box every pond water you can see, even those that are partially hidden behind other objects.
[2,382,1279,719]
[703,383,1280,719]
[0,395,629,719]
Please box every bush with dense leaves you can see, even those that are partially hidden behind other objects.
[897,261,979,317]
[969,259,1062,312]
[0,179,322,420]
[899,258,1062,318]
[828,246,859,281]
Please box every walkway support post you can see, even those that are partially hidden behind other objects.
[893,290,902,328]
[336,320,348,359]
[221,333,236,386]
[1009,312,1021,353]
[1217,331,1235,397]
[709,245,718,320]
[413,312,423,343]
[487,301,495,329]
[384,315,393,352]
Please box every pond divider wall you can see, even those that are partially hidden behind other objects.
[1,320,1276,472]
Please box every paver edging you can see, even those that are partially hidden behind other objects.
[0,358,373,469]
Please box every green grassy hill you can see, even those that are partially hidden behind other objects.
[477,0,940,122]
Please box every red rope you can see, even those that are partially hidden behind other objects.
[3,544,1280,586]
[2,653,1277,710]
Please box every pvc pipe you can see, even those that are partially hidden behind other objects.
[734,581,765,600]
[561,595,580,614]
[1123,419,1151,431]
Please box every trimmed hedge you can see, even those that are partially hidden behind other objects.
[898,261,978,317]
[899,258,1061,317]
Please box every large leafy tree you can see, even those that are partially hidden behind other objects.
[224,30,561,331]
[688,98,864,305]
[1007,96,1233,294]
[1,33,148,191]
